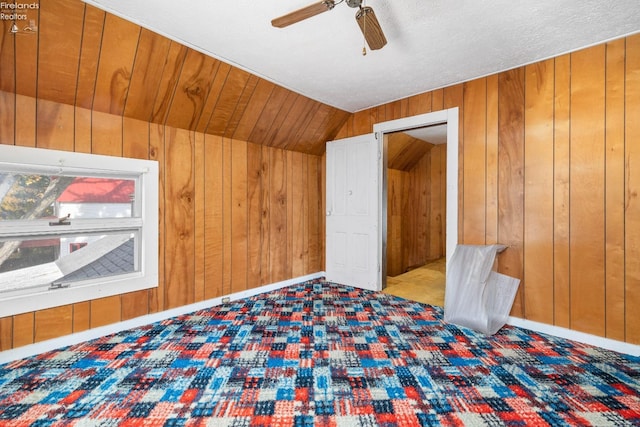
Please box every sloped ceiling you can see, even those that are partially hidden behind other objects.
[84,0,640,112]
[3,1,640,155]
[0,0,350,156]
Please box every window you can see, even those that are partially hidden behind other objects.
[0,145,158,316]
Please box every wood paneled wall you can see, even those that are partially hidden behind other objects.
[0,0,349,156]
[339,35,640,345]
[0,92,324,350]
[386,144,447,277]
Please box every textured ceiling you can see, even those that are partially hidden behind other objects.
[83,0,640,112]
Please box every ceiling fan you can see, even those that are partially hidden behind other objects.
[271,0,387,51]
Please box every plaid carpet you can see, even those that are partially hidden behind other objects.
[0,279,639,426]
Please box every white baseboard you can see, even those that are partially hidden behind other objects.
[0,272,325,365]
[3,274,637,365]
[507,316,640,357]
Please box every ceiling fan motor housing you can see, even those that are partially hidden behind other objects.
[346,0,363,8]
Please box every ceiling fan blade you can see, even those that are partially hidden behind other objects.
[272,0,335,28]
[355,6,387,50]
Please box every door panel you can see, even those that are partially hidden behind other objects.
[326,134,380,290]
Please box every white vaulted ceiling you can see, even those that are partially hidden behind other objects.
[83,0,640,113]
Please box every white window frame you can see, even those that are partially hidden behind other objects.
[0,145,158,316]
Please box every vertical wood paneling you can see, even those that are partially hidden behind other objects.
[0,20,16,93]
[37,0,84,105]
[0,317,11,351]
[285,103,322,151]
[194,132,206,301]
[207,68,252,135]
[462,78,487,243]
[92,14,140,115]
[233,80,275,142]
[291,151,306,277]
[271,96,312,149]
[429,145,444,259]
[165,50,219,131]
[196,63,230,134]
[308,155,321,272]
[0,92,14,145]
[72,302,90,333]
[486,75,499,244]
[204,135,224,299]
[248,86,293,144]
[247,142,263,288]
[260,146,271,284]
[91,110,122,156]
[270,147,288,282]
[36,99,74,151]
[14,9,37,99]
[407,92,432,116]
[498,68,525,317]
[224,75,260,138]
[34,306,72,343]
[124,29,172,122]
[231,139,248,293]
[150,42,189,124]
[148,123,166,313]
[432,89,444,112]
[75,5,105,110]
[553,54,571,328]
[74,107,92,154]
[352,109,373,136]
[13,313,34,348]
[604,39,626,341]
[122,116,149,160]
[625,34,640,344]
[15,94,35,147]
[222,137,232,296]
[387,169,405,276]
[440,144,447,255]
[164,128,195,308]
[524,60,555,323]
[570,45,606,336]
[386,100,403,121]
[90,295,121,328]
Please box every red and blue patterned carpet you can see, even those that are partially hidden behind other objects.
[0,279,639,426]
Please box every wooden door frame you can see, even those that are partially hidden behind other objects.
[373,108,459,288]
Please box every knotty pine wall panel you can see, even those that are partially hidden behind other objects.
[194,132,206,303]
[337,35,640,344]
[462,78,487,244]
[123,29,173,122]
[2,0,349,156]
[92,14,140,115]
[163,50,220,132]
[386,169,406,277]
[0,93,325,350]
[148,123,166,314]
[553,54,571,329]
[202,135,224,300]
[523,60,554,325]
[604,39,626,342]
[625,35,640,344]
[75,6,105,111]
[569,46,606,336]
[37,0,84,105]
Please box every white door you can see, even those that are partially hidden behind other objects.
[325,134,380,291]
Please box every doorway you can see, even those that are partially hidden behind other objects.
[373,108,459,292]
